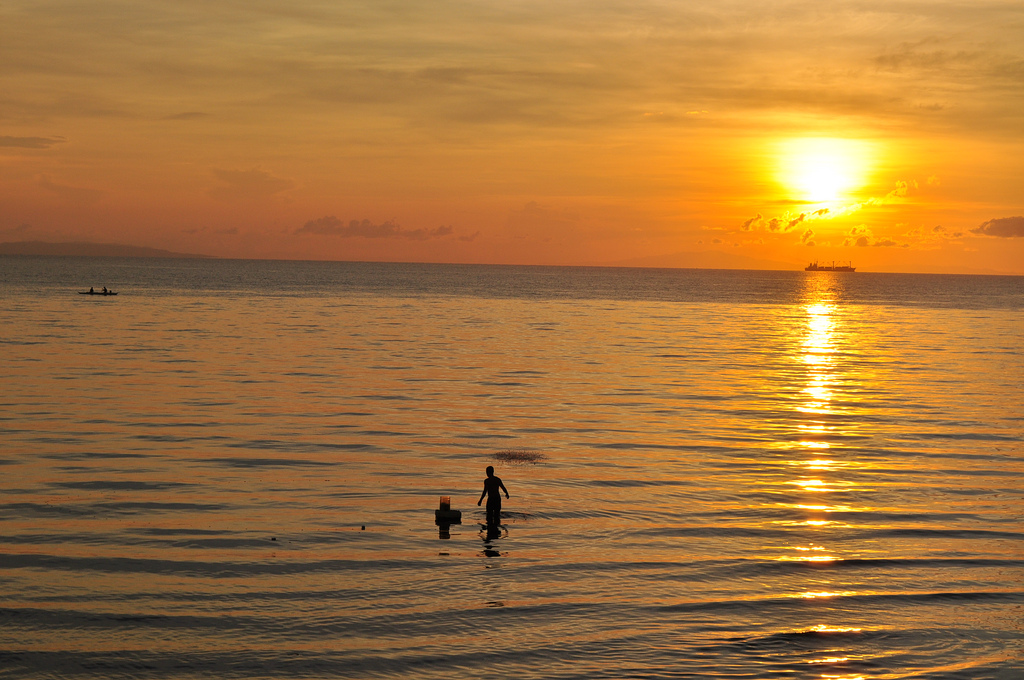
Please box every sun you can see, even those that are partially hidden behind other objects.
[777,138,872,203]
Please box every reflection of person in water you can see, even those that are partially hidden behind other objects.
[477,465,509,526]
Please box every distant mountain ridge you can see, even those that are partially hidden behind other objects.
[0,241,213,259]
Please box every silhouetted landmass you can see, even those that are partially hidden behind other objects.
[0,241,213,259]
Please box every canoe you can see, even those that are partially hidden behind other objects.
[78,291,118,295]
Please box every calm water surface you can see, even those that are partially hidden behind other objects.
[1,257,1022,679]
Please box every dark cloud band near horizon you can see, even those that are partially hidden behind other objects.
[972,216,1024,238]
[297,216,455,241]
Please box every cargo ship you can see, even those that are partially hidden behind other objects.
[805,261,856,272]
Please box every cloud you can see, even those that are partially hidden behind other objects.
[899,223,963,248]
[842,225,906,248]
[459,230,481,242]
[887,179,915,200]
[972,216,1024,238]
[866,180,918,206]
[874,41,987,74]
[38,175,102,204]
[743,207,832,233]
[296,216,457,240]
[507,202,579,237]
[297,217,399,237]
[747,183,922,238]
[0,135,66,149]
[165,112,208,120]
[0,223,32,235]
[800,228,814,244]
[209,169,294,201]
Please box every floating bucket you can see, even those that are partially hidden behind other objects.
[435,495,461,523]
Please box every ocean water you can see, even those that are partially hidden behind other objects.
[1,256,1022,679]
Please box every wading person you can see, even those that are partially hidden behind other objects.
[477,466,509,526]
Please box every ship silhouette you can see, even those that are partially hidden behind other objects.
[805,260,856,272]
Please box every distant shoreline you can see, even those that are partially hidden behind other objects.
[0,241,214,259]
[2,241,1020,276]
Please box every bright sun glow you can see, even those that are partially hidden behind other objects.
[778,138,872,203]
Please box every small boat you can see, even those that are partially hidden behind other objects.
[79,290,118,295]
[805,261,856,272]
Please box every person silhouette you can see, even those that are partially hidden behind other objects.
[477,465,509,526]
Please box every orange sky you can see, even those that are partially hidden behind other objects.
[2,1,1023,273]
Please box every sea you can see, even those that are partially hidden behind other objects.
[1,256,1022,679]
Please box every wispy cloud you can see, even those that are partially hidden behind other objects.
[0,223,33,235]
[865,180,917,206]
[507,202,579,236]
[842,225,906,248]
[165,112,209,121]
[0,135,66,149]
[38,175,102,204]
[741,181,920,236]
[296,216,456,241]
[741,207,830,233]
[901,224,964,248]
[209,169,294,201]
[3,1,1021,147]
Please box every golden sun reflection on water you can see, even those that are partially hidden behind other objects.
[789,293,844,497]
[810,625,863,633]
[794,459,837,471]
[795,591,856,599]
[773,281,871,609]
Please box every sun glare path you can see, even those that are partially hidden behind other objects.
[795,591,856,599]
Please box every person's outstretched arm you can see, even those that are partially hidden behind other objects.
[499,480,509,499]
[478,485,487,506]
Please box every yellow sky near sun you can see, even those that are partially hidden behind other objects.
[1,0,1023,273]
